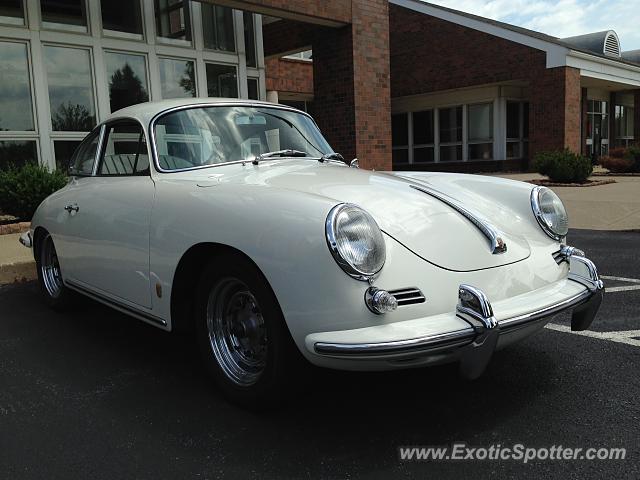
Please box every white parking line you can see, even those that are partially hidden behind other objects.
[600,275,640,293]
[601,275,640,284]
[545,323,640,347]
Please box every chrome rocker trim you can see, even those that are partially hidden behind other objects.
[314,253,603,378]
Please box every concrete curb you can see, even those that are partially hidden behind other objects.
[0,261,37,285]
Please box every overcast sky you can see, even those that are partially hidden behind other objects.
[426,0,640,51]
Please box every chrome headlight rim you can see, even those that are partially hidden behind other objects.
[530,186,568,241]
[325,203,386,281]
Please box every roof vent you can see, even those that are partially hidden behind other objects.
[604,31,620,57]
[561,30,621,58]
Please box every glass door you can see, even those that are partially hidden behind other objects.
[586,100,609,159]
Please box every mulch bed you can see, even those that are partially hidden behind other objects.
[592,172,640,176]
[0,222,30,235]
[528,178,617,187]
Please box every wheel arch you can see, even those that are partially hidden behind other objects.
[170,242,282,333]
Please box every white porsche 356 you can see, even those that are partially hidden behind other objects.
[21,99,603,406]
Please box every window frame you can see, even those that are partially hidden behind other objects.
[0,0,27,27]
[154,0,193,48]
[99,0,144,41]
[204,61,239,98]
[103,49,151,112]
[96,118,151,177]
[39,0,90,35]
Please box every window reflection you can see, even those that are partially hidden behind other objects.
[105,52,149,112]
[247,78,259,100]
[159,58,196,98]
[0,41,34,131]
[54,140,81,172]
[243,12,257,68]
[44,45,96,131]
[41,0,87,32]
[0,0,24,25]
[202,4,235,52]
[155,0,191,45]
[101,0,143,39]
[206,63,238,98]
[0,140,37,170]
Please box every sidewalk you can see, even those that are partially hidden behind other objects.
[493,174,640,231]
[0,233,36,284]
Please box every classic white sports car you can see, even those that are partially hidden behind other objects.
[21,98,603,406]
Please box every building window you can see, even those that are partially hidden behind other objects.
[202,3,235,52]
[53,140,81,171]
[412,110,434,163]
[159,57,196,98]
[243,12,257,68]
[439,106,462,162]
[0,0,25,26]
[40,0,88,33]
[155,0,192,46]
[615,105,635,148]
[101,0,143,40]
[0,140,37,170]
[247,77,259,100]
[467,103,493,161]
[0,42,35,131]
[44,45,96,131]
[392,113,409,165]
[205,63,238,98]
[105,52,149,112]
[506,101,529,159]
[586,100,609,158]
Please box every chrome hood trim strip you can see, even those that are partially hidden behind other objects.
[409,184,507,254]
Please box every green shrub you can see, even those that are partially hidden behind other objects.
[0,164,68,221]
[626,144,640,173]
[533,149,593,183]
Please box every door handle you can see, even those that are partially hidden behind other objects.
[64,204,79,213]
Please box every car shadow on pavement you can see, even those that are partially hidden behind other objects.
[2,282,575,478]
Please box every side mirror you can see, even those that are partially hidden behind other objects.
[350,158,359,168]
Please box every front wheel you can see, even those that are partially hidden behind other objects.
[195,254,300,408]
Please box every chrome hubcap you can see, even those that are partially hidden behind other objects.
[41,235,63,298]
[207,277,267,386]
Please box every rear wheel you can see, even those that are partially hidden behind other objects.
[36,232,73,310]
[195,254,299,408]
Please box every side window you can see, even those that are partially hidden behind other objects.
[98,121,149,176]
[69,129,101,176]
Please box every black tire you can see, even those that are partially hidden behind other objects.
[35,231,74,311]
[195,253,301,409]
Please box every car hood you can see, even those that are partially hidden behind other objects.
[187,160,533,271]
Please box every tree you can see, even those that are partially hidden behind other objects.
[179,62,196,97]
[51,102,95,131]
[108,63,149,112]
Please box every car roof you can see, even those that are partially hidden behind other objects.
[105,98,300,126]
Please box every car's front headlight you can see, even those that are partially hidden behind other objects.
[531,186,569,240]
[325,204,386,281]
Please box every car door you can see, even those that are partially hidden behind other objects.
[61,119,155,309]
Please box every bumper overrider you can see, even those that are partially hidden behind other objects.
[311,252,604,379]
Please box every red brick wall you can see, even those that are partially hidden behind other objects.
[389,4,548,97]
[529,66,582,159]
[265,58,313,95]
[211,0,351,25]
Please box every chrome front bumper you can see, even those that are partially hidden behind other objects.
[313,255,604,378]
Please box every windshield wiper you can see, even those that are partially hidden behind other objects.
[252,149,308,165]
[319,152,345,164]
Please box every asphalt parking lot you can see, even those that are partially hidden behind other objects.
[1,229,639,479]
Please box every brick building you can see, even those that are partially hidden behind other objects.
[1,0,638,173]
[264,0,640,172]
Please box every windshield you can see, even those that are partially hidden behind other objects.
[153,106,334,171]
